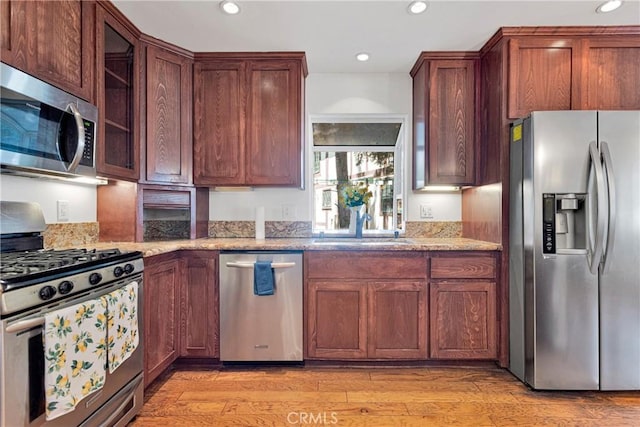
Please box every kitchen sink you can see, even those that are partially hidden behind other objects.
[311,238,409,246]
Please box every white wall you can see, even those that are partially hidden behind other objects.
[0,175,97,223]
[208,72,461,222]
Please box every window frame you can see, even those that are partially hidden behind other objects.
[308,114,406,236]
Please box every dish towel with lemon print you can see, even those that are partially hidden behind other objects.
[44,298,108,420]
[102,281,139,373]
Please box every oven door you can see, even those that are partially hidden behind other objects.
[0,277,144,427]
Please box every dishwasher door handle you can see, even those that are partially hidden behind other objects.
[225,262,296,269]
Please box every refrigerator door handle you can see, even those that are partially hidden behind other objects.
[587,141,607,274]
[600,141,616,274]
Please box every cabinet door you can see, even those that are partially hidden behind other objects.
[1,0,27,69]
[307,281,367,359]
[144,257,181,386]
[193,61,245,185]
[96,5,140,181]
[5,0,95,101]
[508,38,580,119]
[181,251,219,358]
[428,60,477,185]
[145,44,192,184]
[246,60,302,187]
[581,37,640,110]
[429,281,497,359]
[368,281,427,359]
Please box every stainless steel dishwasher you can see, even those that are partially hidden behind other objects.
[219,251,303,361]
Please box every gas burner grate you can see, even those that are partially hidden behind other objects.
[0,248,123,281]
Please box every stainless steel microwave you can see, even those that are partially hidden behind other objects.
[0,62,97,180]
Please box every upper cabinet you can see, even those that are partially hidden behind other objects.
[95,2,140,181]
[411,53,479,189]
[1,0,95,102]
[140,38,193,185]
[507,38,580,119]
[478,26,640,185]
[580,37,640,110]
[193,53,307,187]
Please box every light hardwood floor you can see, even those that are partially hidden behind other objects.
[131,366,640,426]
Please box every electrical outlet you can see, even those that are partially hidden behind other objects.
[420,204,434,219]
[57,200,70,222]
[282,204,296,220]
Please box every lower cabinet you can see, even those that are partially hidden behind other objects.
[143,251,219,387]
[429,253,498,360]
[143,253,182,387]
[307,281,368,359]
[180,251,219,358]
[306,251,428,360]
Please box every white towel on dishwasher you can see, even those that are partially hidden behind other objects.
[101,281,139,373]
[44,298,108,420]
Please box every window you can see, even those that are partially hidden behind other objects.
[310,116,405,234]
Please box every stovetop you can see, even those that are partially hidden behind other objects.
[0,248,142,291]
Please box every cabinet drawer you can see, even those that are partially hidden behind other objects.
[143,190,191,207]
[307,252,427,280]
[430,255,496,279]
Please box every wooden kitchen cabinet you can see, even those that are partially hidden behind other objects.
[95,2,140,181]
[411,53,478,188]
[97,182,209,242]
[306,251,428,360]
[580,37,640,110]
[368,281,427,359]
[477,27,640,185]
[507,38,579,119]
[144,253,182,387]
[429,253,498,360]
[193,53,307,187]
[307,281,368,359]
[180,251,219,358]
[1,0,95,101]
[141,38,193,184]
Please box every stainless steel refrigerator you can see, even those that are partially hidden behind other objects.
[509,110,640,390]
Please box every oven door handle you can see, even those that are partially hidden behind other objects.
[5,317,45,334]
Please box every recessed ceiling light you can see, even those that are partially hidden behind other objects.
[220,0,240,15]
[596,0,622,13]
[356,52,370,62]
[408,1,428,15]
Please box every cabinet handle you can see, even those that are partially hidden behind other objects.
[225,262,295,269]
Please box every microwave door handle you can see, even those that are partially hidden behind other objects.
[600,141,616,273]
[587,141,607,275]
[66,102,86,172]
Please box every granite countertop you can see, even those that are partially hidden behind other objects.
[87,237,502,258]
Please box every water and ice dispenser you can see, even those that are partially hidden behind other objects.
[542,193,587,253]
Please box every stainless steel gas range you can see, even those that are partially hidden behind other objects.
[0,201,144,427]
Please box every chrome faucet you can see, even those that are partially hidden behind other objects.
[355,211,372,238]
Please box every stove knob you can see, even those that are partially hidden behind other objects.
[114,266,124,277]
[58,280,74,295]
[39,286,57,300]
[89,272,103,285]
[124,263,135,274]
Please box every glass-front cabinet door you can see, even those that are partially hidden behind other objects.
[96,4,139,180]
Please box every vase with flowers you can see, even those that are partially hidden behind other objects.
[341,182,373,237]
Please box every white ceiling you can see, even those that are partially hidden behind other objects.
[112,0,640,73]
